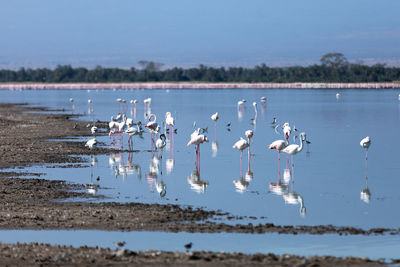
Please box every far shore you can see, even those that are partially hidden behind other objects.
[0,82,400,90]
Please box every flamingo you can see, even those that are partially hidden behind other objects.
[125,122,142,148]
[237,99,246,106]
[145,114,159,150]
[187,133,209,167]
[282,122,291,144]
[281,132,306,169]
[85,138,97,149]
[144,98,152,104]
[165,112,175,145]
[211,112,219,125]
[233,137,249,175]
[268,139,288,175]
[165,112,175,128]
[250,102,257,127]
[245,130,254,156]
[156,134,167,151]
[360,136,371,160]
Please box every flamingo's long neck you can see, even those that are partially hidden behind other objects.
[297,137,304,153]
[150,114,157,123]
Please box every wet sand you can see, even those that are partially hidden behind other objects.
[0,103,396,266]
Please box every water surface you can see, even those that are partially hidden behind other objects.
[2,88,400,230]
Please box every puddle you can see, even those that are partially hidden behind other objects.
[0,230,398,261]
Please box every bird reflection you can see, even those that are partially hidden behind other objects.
[187,161,209,194]
[237,107,244,121]
[360,137,372,204]
[109,153,141,181]
[87,155,99,195]
[360,176,371,204]
[211,141,219,158]
[130,99,138,119]
[250,102,257,129]
[145,152,167,197]
[283,184,306,217]
[233,145,253,193]
[166,158,174,174]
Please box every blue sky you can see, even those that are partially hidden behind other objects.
[0,0,399,68]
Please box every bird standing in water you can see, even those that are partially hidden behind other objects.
[360,136,371,160]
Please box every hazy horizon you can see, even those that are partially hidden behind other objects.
[1,0,399,69]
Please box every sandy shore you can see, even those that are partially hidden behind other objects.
[0,82,400,90]
[0,103,396,266]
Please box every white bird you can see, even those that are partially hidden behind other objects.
[211,112,219,122]
[156,134,167,150]
[69,98,74,103]
[233,137,249,173]
[165,112,175,127]
[245,130,254,155]
[125,123,142,147]
[336,93,340,99]
[187,133,209,162]
[260,96,267,103]
[90,126,97,135]
[85,138,97,149]
[88,99,92,104]
[145,114,158,134]
[233,137,249,152]
[144,98,152,104]
[237,99,246,106]
[269,139,287,157]
[281,132,306,156]
[211,112,219,132]
[282,122,291,143]
[360,136,371,160]
[187,134,209,147]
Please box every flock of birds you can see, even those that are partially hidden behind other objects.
[74,92,373,209]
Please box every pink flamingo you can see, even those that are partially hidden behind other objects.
[145,114,159,150]
[187,132,209,172]
[233,137,249,176]
[268,139,288,177]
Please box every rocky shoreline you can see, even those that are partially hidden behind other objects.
[0,103,396,266]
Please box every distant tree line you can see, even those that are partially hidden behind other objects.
[0,54,399,83]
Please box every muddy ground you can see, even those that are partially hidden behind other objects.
[0,103,395,266]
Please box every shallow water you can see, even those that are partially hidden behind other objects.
[1,230,399,260]
[2,88,400,230]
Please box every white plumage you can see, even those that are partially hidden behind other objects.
[360,136,371,149]
[233,137,249,151]
[85,138,97,149]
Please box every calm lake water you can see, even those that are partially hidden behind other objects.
[1,88,400,257]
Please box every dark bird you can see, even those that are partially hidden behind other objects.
[96,176,100,182]
[271,117,277,125]
[114,241,126,248]
[73,123,79,129]
[226,122,231,127]
[174,128,178,134]
[184,242,193,252]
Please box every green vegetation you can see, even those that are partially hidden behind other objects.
[0,53,399,83]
